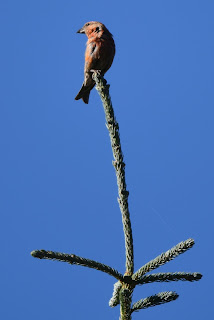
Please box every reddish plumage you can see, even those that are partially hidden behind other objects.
[75,21,115,104]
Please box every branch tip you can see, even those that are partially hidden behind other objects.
[131,291,179,312]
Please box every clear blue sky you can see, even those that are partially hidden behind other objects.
[0,1,213,319]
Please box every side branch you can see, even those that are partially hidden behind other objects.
[137,272,202,284]
[31,250,124,282]
[133,238,194,281]
[109,281,122,307]
[120,288,132,320]
[93,72,134,275]
[131,291,179,312]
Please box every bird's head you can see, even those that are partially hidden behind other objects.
[77,21,112,38]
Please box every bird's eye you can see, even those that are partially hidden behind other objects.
[85,23,90,26]
[95,26,100,32]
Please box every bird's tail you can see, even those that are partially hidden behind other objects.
[75,83,95,104]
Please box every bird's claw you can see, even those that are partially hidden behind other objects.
[90,69,102,76]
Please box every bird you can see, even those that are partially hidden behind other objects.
[75,21,115,104]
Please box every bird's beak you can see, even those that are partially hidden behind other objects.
[77,27,85,34]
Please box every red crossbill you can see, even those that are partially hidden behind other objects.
[75,21,115,104]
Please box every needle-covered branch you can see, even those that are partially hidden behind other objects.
[109,281,122,307]
[31,250,124,282]
[93,72,134,275]
[131,291,179,312]
[133,238,195,281]
[137,272,202,284]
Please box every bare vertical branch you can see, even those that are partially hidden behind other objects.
[93,72,134,275]
[120,288,132,320]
